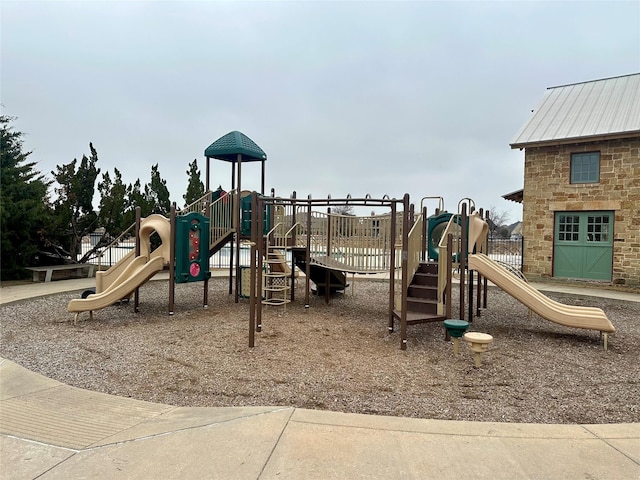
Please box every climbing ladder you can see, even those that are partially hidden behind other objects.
[263,245,290,307]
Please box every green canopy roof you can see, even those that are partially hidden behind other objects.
[204,131,267,162]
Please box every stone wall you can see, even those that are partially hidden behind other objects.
[522,137,640,286]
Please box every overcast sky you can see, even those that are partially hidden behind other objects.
[2,1,639,223]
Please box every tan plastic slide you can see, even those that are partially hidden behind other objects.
[267,249,299,278]
[468,253,615,333]
[68,215,171,318]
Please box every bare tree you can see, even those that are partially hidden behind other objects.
[332,205,355,216]
[487,206,510,233]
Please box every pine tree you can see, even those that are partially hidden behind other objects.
[98,167,129,236]
[145,163,171,215]
[183,159,205,208]
[0,115,52,278]
[123,178,149,226]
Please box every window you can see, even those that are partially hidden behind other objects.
[571,152,600,184]
[587,215,610,243]
[558,214,580,241]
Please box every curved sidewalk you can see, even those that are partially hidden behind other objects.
[1,359,638,480]
[1,279,639,479]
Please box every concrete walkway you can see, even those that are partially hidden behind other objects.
[1,277,639,479]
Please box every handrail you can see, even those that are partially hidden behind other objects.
[457,197,475,214]
[182,191,213,215]
[96,222,136,270]
[265,222,284,245]
[437,214,463,312]
[208,188,237,250]
[420,196,444,213]
[406,213,424,282]
[284,222,306,248]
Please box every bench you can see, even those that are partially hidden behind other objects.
[26,264,96,283]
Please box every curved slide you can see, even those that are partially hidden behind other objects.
[468,253,615,333]
[68,215,171,317]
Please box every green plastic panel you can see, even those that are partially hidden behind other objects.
[240,193,272,237]
[175,212,211,283]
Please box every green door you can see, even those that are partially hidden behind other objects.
[554,211,613,281]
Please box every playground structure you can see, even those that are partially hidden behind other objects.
[463,209,615,347]
[68,130,615,350]
[67,207,212,323]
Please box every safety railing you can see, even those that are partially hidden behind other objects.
[406,213,424,281]
[94,223,136,270]
[208,189,237,251]
[437,214,463,310]
[181,191,212,215]
[487,235,524,272]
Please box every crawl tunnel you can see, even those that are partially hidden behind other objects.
[427,212,454,261]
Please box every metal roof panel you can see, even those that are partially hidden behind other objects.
[511,73,640,148]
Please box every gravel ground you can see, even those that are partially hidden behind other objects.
[1,277,638,424]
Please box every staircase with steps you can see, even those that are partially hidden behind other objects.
[393,262,446,325]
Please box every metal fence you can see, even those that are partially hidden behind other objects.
[486,235,524,272]
[83,236,524,273]
[82,242,254,270]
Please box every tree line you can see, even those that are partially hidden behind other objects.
[1,115,206,279]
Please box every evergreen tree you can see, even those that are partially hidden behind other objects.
[123,178,150,226]
[0,115,52,278]
[183,159,205,207]
[50,143,101,261]
[145,163,171,215]
[97,167,129,236]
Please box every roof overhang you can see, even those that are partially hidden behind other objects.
[502,189,523,204]
[510,131,640,150]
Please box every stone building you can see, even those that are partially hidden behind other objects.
[507,74,639,286]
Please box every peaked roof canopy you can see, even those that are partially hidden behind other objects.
[204,131,267,162]
[510,73,640,149]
